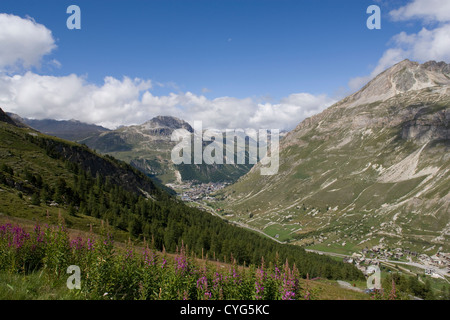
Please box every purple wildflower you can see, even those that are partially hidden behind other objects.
[143,248,156,266]
[70,237,84,251]
[87,237,94,251]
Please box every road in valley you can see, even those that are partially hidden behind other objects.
[190,199,450,282]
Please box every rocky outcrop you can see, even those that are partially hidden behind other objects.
[138,116,194,136]
[339,59,450,108]
[401,106,450,142]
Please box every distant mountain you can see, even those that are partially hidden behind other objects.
[138,115,194,135]
[81,116,254,185]
[1,109,22,127]
[217,60,450,255]
[8,114,110,141]
[0,107,363,281]
[4,112,255,185]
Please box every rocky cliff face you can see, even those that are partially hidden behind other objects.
[218,60,450,254]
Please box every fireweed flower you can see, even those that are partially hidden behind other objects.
[197,276,212,300]
[197,276,208,291]
[125,248,134,260]
[281,275,296,300]
[274,266,281,280]
[87,238,94,251]
[278,261,300,300]
[212,272,222,290]
[103,233,114,246]
[255,266,266,300]
[70,237,84,251]
[33,224,45,244]
[282,290,296,300]
[12,226,30,249]
[175,254,188,274]
[142,248,156,266]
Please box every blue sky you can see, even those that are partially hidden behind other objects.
[0,0,449,129]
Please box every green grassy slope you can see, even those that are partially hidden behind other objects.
[0,112,364,282]
[217,89,450,255]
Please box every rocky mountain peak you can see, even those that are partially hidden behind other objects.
[345,59,450,108]
[136,115,194,135]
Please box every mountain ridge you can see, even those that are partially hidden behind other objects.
[7,114,111,141]
[0,111,364,282]
[216,60,450,256]
[81,116,253,184]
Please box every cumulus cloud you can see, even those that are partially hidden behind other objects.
[349,0,450,91]
[250,93,335,130]
[0,72,152,128]
[0,71,332,131]
[392,24,450,62]
[0,13,56,71]
[0,13,332,131]
[389,0,450,23]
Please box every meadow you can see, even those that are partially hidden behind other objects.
[0,219,326,300]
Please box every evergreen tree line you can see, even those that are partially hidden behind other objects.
[382,272,450,300]
[2,132,365,281]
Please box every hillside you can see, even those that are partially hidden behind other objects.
[80,116,253,184]
[0,108,363,281]
[8,114,110,142]
[216,60,450,255]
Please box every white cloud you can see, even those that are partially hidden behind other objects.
[349,0,450,91]
[121,91,334,130]
[0,72,152,128]
[250,93,335,130]
[0,13,332,131]
[392,25,450,62]
[390,0,450,23]
[0,71,332,131]
[0,13,56,71]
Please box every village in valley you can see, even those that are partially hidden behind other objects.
[342,244,450,280]
[167,181,230,202]
[167,180,450,287]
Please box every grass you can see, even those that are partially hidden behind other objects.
[0,217,371,301]
[299,279,369,300]
[0,272,79,300]
[263,224,298,243]
[0,270,370,301]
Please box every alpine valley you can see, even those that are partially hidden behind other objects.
[1,59,449,300]
[215,60,450,258]
[11,114,254,186]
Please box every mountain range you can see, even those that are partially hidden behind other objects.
[1,59,450,299]
[215,59,450,255]
[4,59,449,259]
[0,107,363,282]
[6,113,110,141]
[12,114,254,185]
